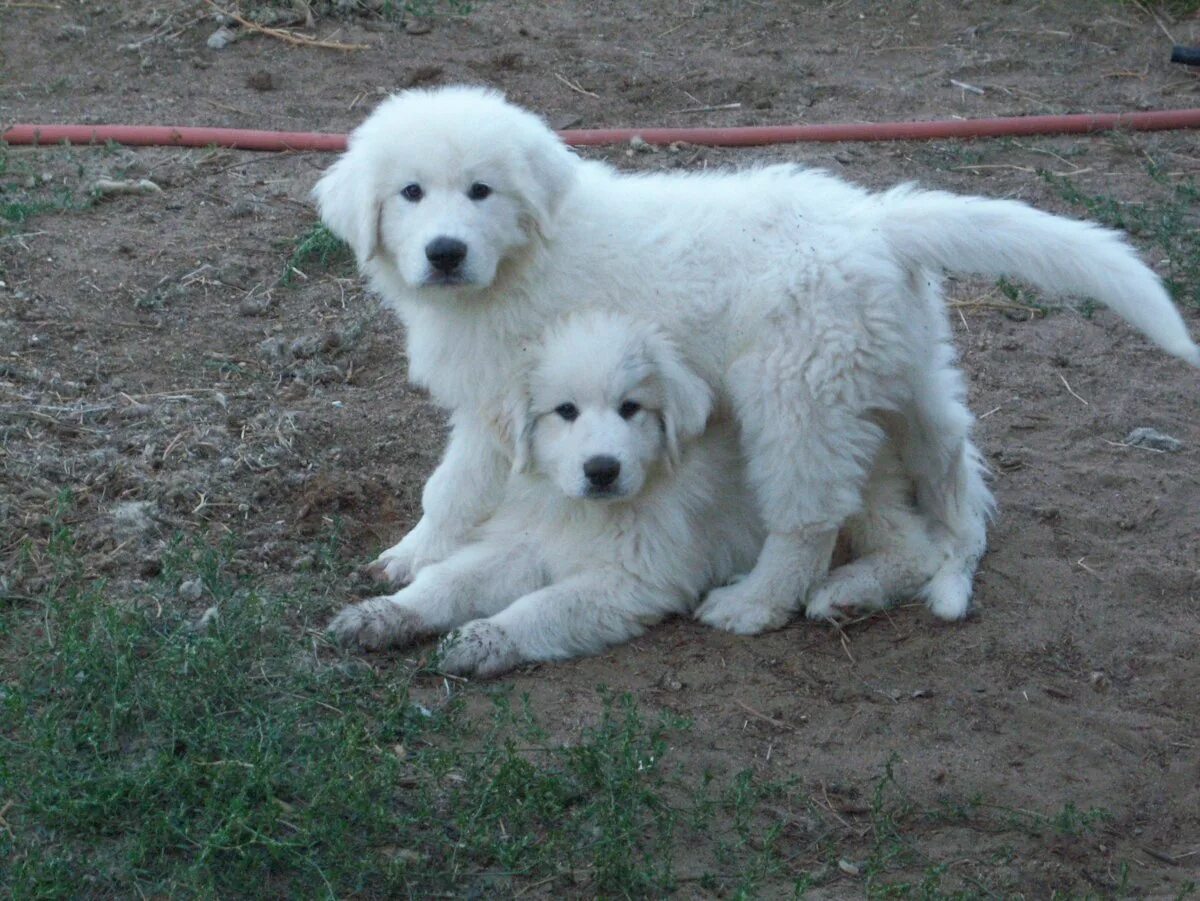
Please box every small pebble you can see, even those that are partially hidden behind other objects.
[207,26,236,50]
[179,578,204,601]
[1125,427,1182,453]
[404,18,432,35]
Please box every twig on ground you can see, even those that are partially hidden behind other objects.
[1057,372,1089,406]
[554,72,599,98]
[735,699,795,730]
[204,0,368,51]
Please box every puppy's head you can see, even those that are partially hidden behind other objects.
[312,85,577,293]
[512,312,712,502]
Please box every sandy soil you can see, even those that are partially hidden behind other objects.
[3,1,1199,894]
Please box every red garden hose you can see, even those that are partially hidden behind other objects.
[5,108,1200,152]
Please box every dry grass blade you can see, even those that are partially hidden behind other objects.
[205,1,368,51]
[949,297,1046,317]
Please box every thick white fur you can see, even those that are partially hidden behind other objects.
[326,312,765,675]
[315,86,1199,632]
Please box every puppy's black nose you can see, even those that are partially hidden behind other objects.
[583,455,621,488]
[425,237,467,273]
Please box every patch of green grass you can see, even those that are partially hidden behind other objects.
[0,144,92,248]
[1,508,803,897]
[282,223,352,285]
[1042,164,1200,308]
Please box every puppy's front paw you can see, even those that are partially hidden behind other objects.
[438,620,520,678]
[326,597,424,651]
[696,582,793,635]
[364,553,415,588]
[366,532,460,588]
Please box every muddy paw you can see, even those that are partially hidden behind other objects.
[364,551,416,589]
[326,597,424,651]
[437,620,519,678]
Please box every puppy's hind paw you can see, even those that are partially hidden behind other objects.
[437,620,520,678]
[326,597,424,651]
[920,568,972,621]
[805,577,873,623]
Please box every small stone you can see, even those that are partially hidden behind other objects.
[179,578,204,601]
[657,671,683,691]
[404,18,432,35]
[1124,427,1182,453]
[190,605,219,635]
[837,858,861,876]
[207,26,236,50]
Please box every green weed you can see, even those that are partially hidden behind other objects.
[282,223,352,284]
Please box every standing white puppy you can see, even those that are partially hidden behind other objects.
[314,86,1199,632]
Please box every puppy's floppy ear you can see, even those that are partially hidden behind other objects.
[513,130,579,238]
[311,141,382,267]
[495,390,536,475]
[649,335,713,468]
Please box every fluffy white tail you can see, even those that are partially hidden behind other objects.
[877,186,1200,367]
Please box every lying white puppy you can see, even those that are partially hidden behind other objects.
[314,86,1199,632]
[327,312,761,675]
[327,312,947,675]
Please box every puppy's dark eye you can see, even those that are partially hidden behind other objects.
[400,183,424,202]
[554,403,579,422]
[467,182,492,201]
[618,400,641,420]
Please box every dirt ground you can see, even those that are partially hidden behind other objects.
[3,0,1200,895]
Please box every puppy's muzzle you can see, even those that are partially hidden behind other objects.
[583,455,621,490]
[425,237,468,274]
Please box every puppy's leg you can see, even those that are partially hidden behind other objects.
[899,345,993,620]
[439,574,677,678]
[697,346,883,634]
[807,438,949,620]
[330,539,544,651]
[369,413,509,586]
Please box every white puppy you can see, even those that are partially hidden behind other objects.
[314,86,1199,632]
[326,312,764,675]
